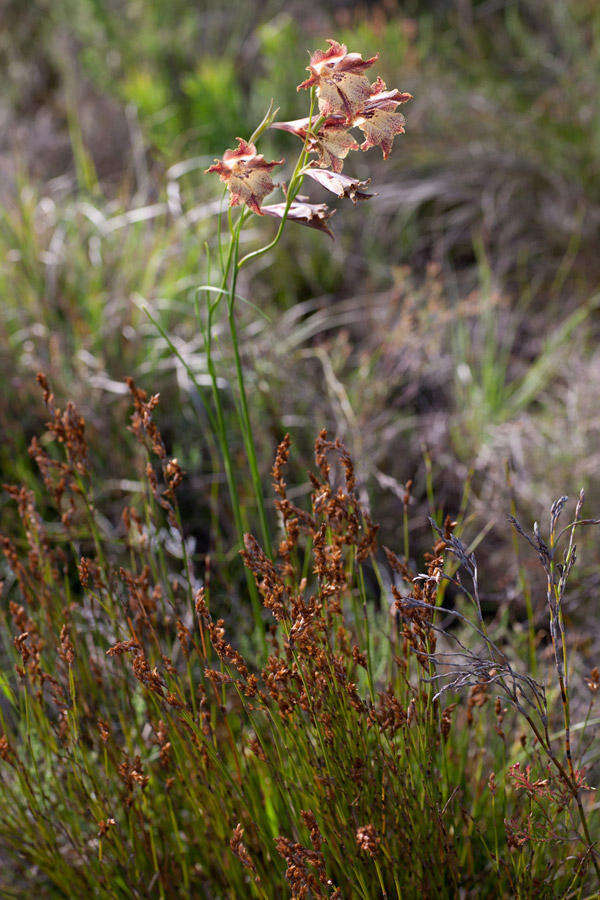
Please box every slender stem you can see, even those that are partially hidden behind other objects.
[206,338,265,640]
[176,92,318,636]
[201,231,266,645]
[217,92,319,557]
[226,215,272,557]
[374,857,388,898]
[548,525,575,782]
[506,462,537,674]
[357,562,375,704]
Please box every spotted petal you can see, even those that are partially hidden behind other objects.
[365,77,413,110]
[311,123,359,172]
[316,71,373,119]
[354,108,407,159]
[298,40,378,88]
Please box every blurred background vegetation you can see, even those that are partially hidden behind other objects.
[2,0,600,619]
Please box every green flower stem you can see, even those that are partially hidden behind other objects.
[217,89,320,561]
[199,234,266,645]
[226,214,273,558]
[181,92,320,636]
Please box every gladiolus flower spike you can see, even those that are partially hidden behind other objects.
[206,41,411,239]
[283,42,412,170]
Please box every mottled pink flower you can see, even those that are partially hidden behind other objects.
[297,39,378,120]
[353,78,412,159]
[205,138,284,214]
[271,116,358,173]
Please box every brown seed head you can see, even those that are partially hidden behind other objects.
[356,824,380,856]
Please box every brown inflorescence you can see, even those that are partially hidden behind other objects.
[356,824,380,856]
[230,824,260,880]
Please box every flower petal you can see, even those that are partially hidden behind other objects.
[271,114,346,135]
[225,170,279,215]
[221,138,260,168]
[304,168,373,204]
[262,200,335,238]
[311,124,359,172]
[316,71,373,119]
[298,40,349,86]
[271,118,358,173]
[354,108,407,159]
[365,77,413,110]
[298,40,378,90]
[270,117,312,137]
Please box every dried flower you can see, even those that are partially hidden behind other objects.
[352,645,368,669]
[164,457,183,494]
[59,624,75,666]
[78,556,91,588]
[106,638,140,657]
[441,703,455,740]
[204,668,231,685]
[206,138,284,215]
[300,810,322,853]
[118,754,149,795]
[276,836,329,896]
[97,719,111,743]
[0,734,16,766]
[466,681,488,725]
